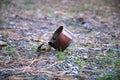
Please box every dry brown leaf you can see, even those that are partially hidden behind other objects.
[33,37,44,42]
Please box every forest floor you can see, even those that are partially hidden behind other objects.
[0,0,120,80]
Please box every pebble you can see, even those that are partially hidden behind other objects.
[0,41,7,49]
[83,23,93,29]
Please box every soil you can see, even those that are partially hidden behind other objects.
[0,0,120,80]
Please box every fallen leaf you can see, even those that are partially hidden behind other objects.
[33,37,44,42]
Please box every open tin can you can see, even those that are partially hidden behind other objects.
[48,26,74,51]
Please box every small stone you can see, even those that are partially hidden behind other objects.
[67,63,73,67]
[83,54,88,59]
[83,23,92,29]
[0,41,7,47]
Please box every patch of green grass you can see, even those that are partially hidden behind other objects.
[29,44,37,52]
[73,58,82,67]
[68,4,89,14]
[80,5,90,11]
[98,66,117,80]
[0,0,12,24]
[73,57,91,67]
[3,44,19,60]
[40,5,54,15]
[99,56,113,65]
[56,50,67,60]
[95,9,101,15]
[24,0,32,10]
[62,19,80,27]
[96,49,119,80]
[115,58,120,68]
[114,58,120,79]
[97,71,114,80]
[96,49,117,66]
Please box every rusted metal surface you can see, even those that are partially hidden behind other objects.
[49,26,73,51]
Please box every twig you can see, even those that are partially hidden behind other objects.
[21,69,70,77]
[46,61,64,69]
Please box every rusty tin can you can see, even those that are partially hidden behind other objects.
[48,26,74,51]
